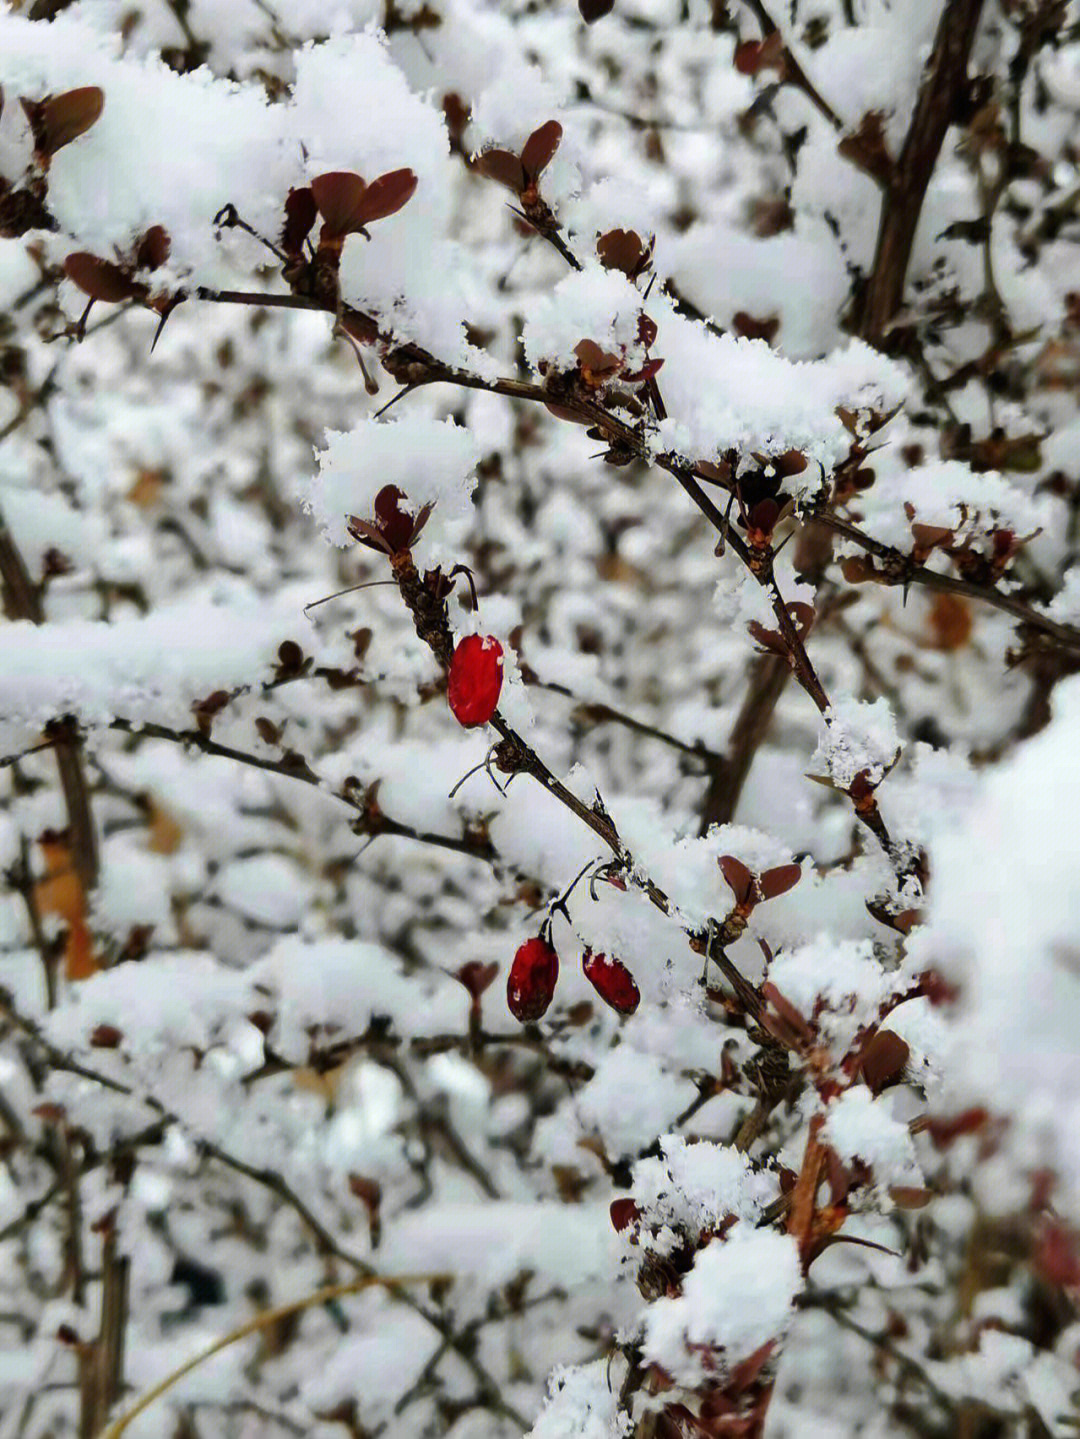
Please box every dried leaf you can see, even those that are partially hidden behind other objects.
[858,1028,910,1092]
[837,110,894,185]
[35,832,97,981]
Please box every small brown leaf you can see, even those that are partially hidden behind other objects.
[718,854,754,906]
[473,148,527,193]
[888,1186,933,1210]
[837,110,894,186]
[759,863,801,901]
[282,186,317,256]
[858,1029,910,1092]
[521,120,563,180]
[89,1024,123,1048]
[311,171,367,236]
[578,0,615,20]
[597,228,645,275]
[34,87,104,157]
[135,225,170,271]
[64,253,139,304]
[354,167,418,225]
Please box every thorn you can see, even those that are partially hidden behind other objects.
[373,383,417,420]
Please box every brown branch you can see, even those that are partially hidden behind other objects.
[698,654,791,833]
[858,0,988,345]
[738,0,844,131]
[106,717,497,862]
[819,510,1080,653]
[0,513,98,893]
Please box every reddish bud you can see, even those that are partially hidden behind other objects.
[456,960,499,1002]
[582,949,640,1015]
[448,635,504,727]
[89,1024,123,1048]
[507,936,560,1022]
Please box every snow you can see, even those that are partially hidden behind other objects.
[642,1228,802,1382]
[0,586,306,745]
[813,696,901,792]
[528,1360,632,1439]
[907,674,1080,1217]
[632,1135,779,1231]
[823,1086,923,1191]
[310,416,480,549]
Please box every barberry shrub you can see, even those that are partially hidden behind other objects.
[0,2,1078,1437]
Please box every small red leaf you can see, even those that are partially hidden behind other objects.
[135,225,170,271]
[759,863,801,901]
[456,960,499,1002]
[473,148,527,192]
[448,635,504,727]
[718,855,755,906]
[858,1029,910,1093]
[609,1197,641,1233]
[507,936,559,1022]
[64,253,139,303]
[582,950,640,1015]
[521,120,563,180]
[311,171,367,236]
[353,167,417,225]
[372,484,417,553]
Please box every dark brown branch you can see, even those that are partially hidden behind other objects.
[698,654,791,833]
[858,0,987,345]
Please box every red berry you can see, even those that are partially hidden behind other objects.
[507,937,559,1022]
[582,949,640,1015]
[447,634,504,727]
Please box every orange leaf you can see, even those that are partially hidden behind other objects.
[35,833,98,981]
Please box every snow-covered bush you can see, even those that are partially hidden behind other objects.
[1,0,1078,1434]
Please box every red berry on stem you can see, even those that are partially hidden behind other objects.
[582,949,640,1015]
[448,634,504,727]
[507,937,559,1022]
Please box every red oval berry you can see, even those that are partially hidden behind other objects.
[582,949,640,1015]
[447,635,504,727]
[507,937,559,1022]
